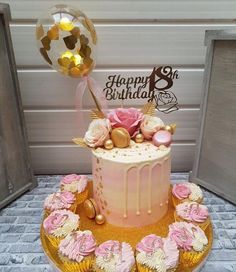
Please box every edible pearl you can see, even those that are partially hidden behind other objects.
[95,214,106,225]
[135,133,144,143]
[153,130,172,147]
[104,139,114,150]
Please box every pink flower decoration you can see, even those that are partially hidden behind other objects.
[84,119,111,148]
[136,234,163,254]
[172,183,191,200]
[108,108,143,137]
[95,240,120,258]
[177,202,209,223]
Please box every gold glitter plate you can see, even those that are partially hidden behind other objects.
[40,182,213,272]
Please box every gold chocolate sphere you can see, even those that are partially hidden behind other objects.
[111,128,130,148]
[135,133,144,143]
[83,198,99,219]
[95,214,106,225]
[164,124,177,135]
[104,139,114,150]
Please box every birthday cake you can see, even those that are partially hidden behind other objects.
[73,103,175,228]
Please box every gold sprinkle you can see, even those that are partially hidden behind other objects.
[106,210,111,215]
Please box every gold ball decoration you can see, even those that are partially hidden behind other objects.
[111,128,130,148]
[164,124,177,135]
[95,214,106,225]
[36,4,97,78]
[83,198,99,219]
[135,133,144,143]
[104,139,114,150]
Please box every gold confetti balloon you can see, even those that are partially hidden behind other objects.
[36,4,97,78]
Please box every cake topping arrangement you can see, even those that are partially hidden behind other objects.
[73,102,177,151]
[43,209,79,237]
[59,230,96,262]
[95,240,135,272]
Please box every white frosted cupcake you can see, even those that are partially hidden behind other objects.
[43,209,79,248]
[44,191,76,217]
[94,240,135,272]
[59,230,96,272]
[175,202,210,230]
[60,174,89,204]
[136,234,179,272]
[172,183,203,207]
[168,222,208,268]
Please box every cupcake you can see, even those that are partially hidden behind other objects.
[94,240,135,272]
[60,174,89,204]
[172,183,203,207]
[43,209,79,248]
[58,230,96,272]
[175,202,210,230]
[136,234,179,272]
[168,222,208,267]
[44,191,76,217]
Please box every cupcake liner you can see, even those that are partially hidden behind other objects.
[136,262,176,272]
[43,229,63,249]
[94,263,136,272]
[75,186,89,205]
[59,254,94,272]
[179,248,205,268]
[174,212,210,231]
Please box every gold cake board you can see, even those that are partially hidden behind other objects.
[40,182,213,272]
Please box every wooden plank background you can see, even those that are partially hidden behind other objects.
[2,0,235,173]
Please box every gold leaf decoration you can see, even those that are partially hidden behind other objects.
[141,102,156,116]
[91,109,106,119]
[72,137,87,147]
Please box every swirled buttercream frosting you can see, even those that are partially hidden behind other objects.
[136,234,179,271]
[60,174,88,193]
[172,183,203,201]
[44,191,75,211]
[168,222,208,252]
[95,240,135,272]
[43,209,79,237]
[176,202,209,223]
[59,230,96,262]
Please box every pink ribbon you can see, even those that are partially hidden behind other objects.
[75,76,108,124]
[76,76,107,110]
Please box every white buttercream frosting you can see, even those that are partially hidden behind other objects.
[188,183,203,201]
[92,141,170,163]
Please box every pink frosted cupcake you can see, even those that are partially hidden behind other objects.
[172,183,203,207]
[44,191,76,217]
[175,202,210,230]
[60,174,89,204]
[168,222,208,268]
[94,240,136,272]
[136,234,179,272]
[58,230,96,272]
[43,209,79,248]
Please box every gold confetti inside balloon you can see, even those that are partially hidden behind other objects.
[36,4,97,78]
